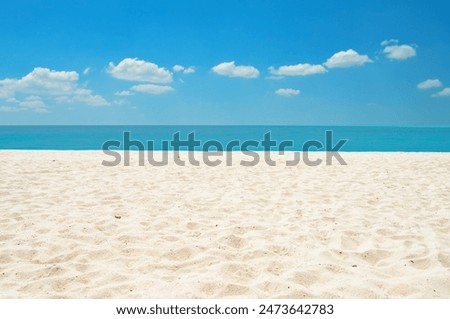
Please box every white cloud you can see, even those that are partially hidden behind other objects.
[381,39,399,46]
[183,66,195,74]
[0,106,20,112]
[265,75,284,80]
[268,63,326,77]
[83,67,91,75]
[18,96,47,112]
[324,49,373,69]
[108,58,172,83]
[173,65,195,74]
[0,67,108,112]
[0,67,78,97]
[383,44,416,60]
[212,61,259,78]
[114,90,134,96]
[432,88,450,97]
[54,89,109,107]
[417,79,442,90]
[131,84,174,94]
[275,88,300,96]
[173,65,184,72]
[73,89,109,106]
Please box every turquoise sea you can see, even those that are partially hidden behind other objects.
[0,126,449,151]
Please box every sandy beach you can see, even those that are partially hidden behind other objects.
[0,151,449,298]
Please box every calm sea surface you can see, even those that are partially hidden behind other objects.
[0,126,449,151]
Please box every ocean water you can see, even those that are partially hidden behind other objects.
[0,126,449,151]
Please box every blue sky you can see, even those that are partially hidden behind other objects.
[0,0,449,125]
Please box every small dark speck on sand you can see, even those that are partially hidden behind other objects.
[114,215,122,219]
[352,265,358,267]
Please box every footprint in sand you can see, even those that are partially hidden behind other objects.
[224,234,245,249]
[437,253,450,268]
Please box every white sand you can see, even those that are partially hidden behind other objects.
[0,151,449,298]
